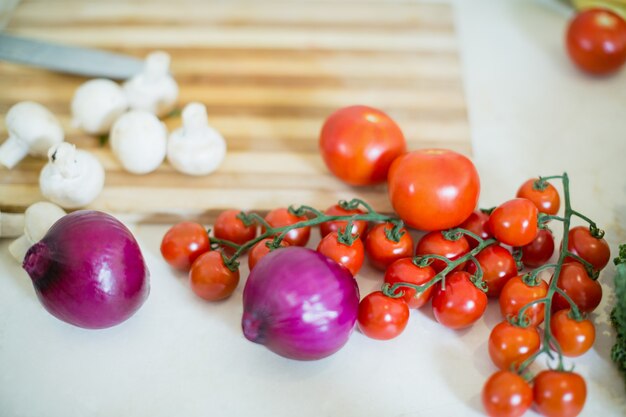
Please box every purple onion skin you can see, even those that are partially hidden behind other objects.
[22,210,150,329]
[242,247,359,361]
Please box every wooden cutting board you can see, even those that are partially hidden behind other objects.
[0,0,471,223]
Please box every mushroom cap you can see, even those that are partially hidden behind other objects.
[71,79,128,135]
[110,110,167,175]
[23,201,66,243]
[5,101,64,157]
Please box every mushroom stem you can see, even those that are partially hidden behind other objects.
[49,142,80,178]
[0,212,25,238]
[145,51,170,80]
[0,135,29,169]
[182,103,209,132]
[8,235,32,262]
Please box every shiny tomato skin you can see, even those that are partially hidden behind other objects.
[522,229,555,268]
[415,231,470,273]
[319,204,369,239]
[319,105,406,186]
[566,8,626,75]
[552,262,603,314]
[247,238,290,271]
[387,149,480,231]
[516,178,561,215]
[488,321,541,371]
[565,226,611,271]
[161,221,210,270]
[213,209,257,253]
[357,291,410,340]
[460,210,493,248]
[488,198,539,247]
[317,232,364,276]
[264,207,311,247]
[466,245,517,297]
[551,309,596,357]
[384,258,436,308]
[533,371,586,417]
[482,371,533,417]
[432,271,488,329]
[499,276,549,327]
[365,223,414,270]
[189,251,240,301]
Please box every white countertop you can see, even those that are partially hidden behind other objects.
[1,0,626,416]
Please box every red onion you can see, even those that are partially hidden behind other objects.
[242,247,359,360]
[22,210,150,329]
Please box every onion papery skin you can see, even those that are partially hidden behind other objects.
[242,247,359,361]
[22,210,150,329]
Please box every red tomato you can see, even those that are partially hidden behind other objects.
[317,232,364,276]
[319,105,406,186]
[566,8,626,75]
[387,149,480,231]
[319,204,369,239]
[364,223,414,270]
[499,275,549,327]
[533,371,586,417]
[552,262,602,314]
[488,321,541,371]
[247,238,290,271]
[264,207,311,247]
[516,178,561,215]
[565,226,611,271]
[466,245,517,297]
[384,258,436,308]
[189,251,240,301]
[482,371,533,417]
[415,231,470,273]
[213,209,257,251]
[488,199,539,247]
[459,210,493,248]
[521,229,555,268]
[551,309,595,357]
[432,271,488,329]
[357,291,410,340]
[161,221,210,270]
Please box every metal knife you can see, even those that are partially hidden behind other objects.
[0,33,143,79]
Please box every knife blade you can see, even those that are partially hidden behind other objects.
[0,33,144,79]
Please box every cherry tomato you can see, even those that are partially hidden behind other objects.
[264,207,311,247]
[516,178,560,215]
[319,204,368,239]
[521,229,555,268]
[459,210,493,248]
[564,226,610,271]
[248,238,290,271]
[319,105,406,186]
[317,232,364,276]
[432,271,487,329]
[384,258,436,308]
[488,321,540,371]
[482,371,533,417]
[387,149,480,231]
[415,231,470,273]
[499,275,548,327]
[365,223,414,270]
[566,8,626,75]
[213,210,257,254]
[161,221,210,270]
[466,245,517,297]
[551,309,595,357]
[357,291,409,340]
[533,370,586,417]
[488,198,539,247]
[552,262,602,314]
[189,251,240,301]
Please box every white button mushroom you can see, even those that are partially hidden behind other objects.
[71,79,128,135]
[0,211,25,238]
[166,102,226,176]
[109,110,167,174]
[0,101,64,169]
[39,142,105,208]
[8,202,66,262]
[124,51,178,117]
